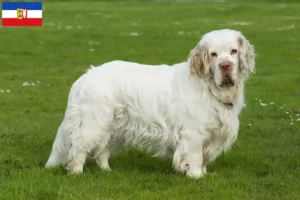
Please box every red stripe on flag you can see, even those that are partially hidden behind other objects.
[2,18,42,26]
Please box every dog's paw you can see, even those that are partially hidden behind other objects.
[66,163,83,174]
[173,162,189,174]
[202,166,207,174]
[186,167,204,179]
[100,165,112,171]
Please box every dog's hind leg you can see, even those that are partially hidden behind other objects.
[64,114,94,174]
[66,108,113,174]
[93,137,123,171]
[65,120,90,174]
[94,147,111,171]
[66,147,88,174]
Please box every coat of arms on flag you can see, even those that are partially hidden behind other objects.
[2,2,42,26]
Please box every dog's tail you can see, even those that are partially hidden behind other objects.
[45,120,70,168]
[46,75,84,168]
[45,103,82,168]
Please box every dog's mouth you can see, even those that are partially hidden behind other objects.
[220,76,235,87]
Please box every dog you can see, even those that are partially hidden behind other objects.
[46,29,255,179]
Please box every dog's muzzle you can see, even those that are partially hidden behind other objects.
[220,76,235,87]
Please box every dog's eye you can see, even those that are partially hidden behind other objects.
[231,49,237,55]
[211,52,217,57]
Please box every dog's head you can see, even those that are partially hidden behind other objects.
[189,29,255,88]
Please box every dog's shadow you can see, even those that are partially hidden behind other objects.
[85,149,174,175]
[86,150,240,176]
[45,150,244,177]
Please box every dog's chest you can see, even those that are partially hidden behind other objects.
[203,109,239,163]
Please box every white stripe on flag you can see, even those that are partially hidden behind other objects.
[2,10,42,18]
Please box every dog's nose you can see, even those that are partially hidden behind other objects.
[219,62,232,73]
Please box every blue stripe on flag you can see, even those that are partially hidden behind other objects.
[2,2,42,10]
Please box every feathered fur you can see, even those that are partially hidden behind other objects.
[46,29,255,178]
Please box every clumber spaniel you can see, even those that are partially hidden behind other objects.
[46,29,255,178]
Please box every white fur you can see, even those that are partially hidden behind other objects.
[46,29,255,178]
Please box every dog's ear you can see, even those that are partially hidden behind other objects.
[189,44,210,79]
[238,35,256,73]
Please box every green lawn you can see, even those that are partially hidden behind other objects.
[1,1,300,199]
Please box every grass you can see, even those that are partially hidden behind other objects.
[1,1,300,199]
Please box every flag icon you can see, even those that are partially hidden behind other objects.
[2,2,42,26]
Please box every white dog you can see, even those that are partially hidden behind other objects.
[46,29,255,178]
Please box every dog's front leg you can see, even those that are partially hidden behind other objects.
[173,132,206,179]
